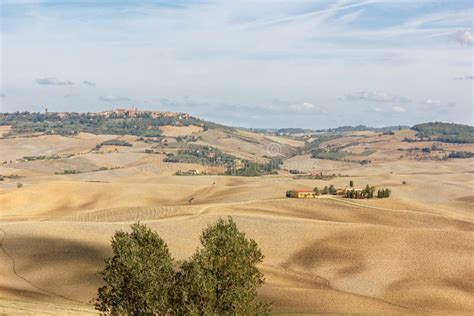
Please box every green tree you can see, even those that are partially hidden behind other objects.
[329,184,337,195]
[322,186,329,195]
[95,223,175,315]
[364,184,370,198]
[349,180,354,187]
[173,218,270,315]
[313,187,321,196]
[369,186,375,199]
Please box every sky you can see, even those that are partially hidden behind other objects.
[0,0,473,129]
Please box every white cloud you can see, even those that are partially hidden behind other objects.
[372,106,383,112]
[343,91,410,103]
[83,80,96,86]
[290,102,314,112]
[286,101,325,113]
[454,75,474,81]
[451,30,474,46]
[302,102,314,109]
[36,77,74,86]
[99,95,131,102]
[423,99,441,106]
[1,1,473,126]
[392,106,406,113]
[423,99,455,107]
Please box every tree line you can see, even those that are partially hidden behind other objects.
[312,180,390,199]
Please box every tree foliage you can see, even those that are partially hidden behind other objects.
[322,186,329,195]
[95,219,270,315]
[377,188,391,198]
[448,151,474,159]
[173,218,270,315]
[95,223,174,315]
[411,122,474,143]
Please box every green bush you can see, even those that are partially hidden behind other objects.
[164,145,236,167]
[311,148,347,160]
[98,139,132,147]
[448,151,474,159]
[55,169,81,175]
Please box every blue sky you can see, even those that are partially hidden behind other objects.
[1,0,473,128]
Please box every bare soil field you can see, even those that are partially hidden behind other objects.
[0,131,473,314]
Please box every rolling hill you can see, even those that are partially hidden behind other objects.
[0,111,473,314]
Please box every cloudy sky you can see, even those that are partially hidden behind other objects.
[1,0,473,128]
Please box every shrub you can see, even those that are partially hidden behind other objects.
[448,151,474,159]
[55,169,81,175]
[98,139,132,147]
[16,182,23,188]
[289,169,301,174]
[311,148,347,160]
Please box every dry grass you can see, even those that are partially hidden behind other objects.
[0,131,473,314]
[159,125,203,137]
[0,126,11,138]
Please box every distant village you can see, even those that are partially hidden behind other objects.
[45,107,190,120]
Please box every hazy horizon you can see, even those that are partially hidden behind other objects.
[1,0,473,129]
[1,106,471,131]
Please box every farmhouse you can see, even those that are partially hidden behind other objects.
[286,190,316,199]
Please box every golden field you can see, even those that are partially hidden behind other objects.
[0,130,473,315]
